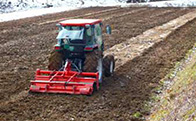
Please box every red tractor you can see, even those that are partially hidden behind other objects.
[29,19,115,95]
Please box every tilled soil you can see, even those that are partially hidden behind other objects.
[0,7,196,121]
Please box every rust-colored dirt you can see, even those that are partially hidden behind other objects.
[0,7,196,121]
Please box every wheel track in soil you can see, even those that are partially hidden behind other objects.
[0,7,143,45]
[0,7,159,66]
[0,7,184,46]
[0,7,147,104]
[0,7,193,104]
[0,7,196,120]
[37,7,125,25]
[0,7,149,103]
[0,7,144,46]
[0,7,148,69]
[1,15,196,121]
[0,8,189,71]
[103,8,191,49]
[0,7,151,107]
[0,7,141,45]
[0,7,116,44]
[105,10,196,70]
[0,8,187,51]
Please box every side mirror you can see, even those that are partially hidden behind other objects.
[56,23,63,31]
[106,25,112,34]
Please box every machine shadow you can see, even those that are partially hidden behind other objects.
[100,37,190,117]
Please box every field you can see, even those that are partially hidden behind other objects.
[0,7,196,120]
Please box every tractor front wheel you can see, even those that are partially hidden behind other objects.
[103,55,115,77]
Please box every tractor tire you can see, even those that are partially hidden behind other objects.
[83,50,99,72]
[103,55,115,77]
[83,50,103,83]
[48,50,64,71]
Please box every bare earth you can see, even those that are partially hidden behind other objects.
[0,7,196,121]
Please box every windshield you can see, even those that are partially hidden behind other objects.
[56,26,84,40]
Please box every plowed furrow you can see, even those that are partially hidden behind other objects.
[0,7,196,121]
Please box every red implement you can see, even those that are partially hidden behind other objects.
[29,62,99,95]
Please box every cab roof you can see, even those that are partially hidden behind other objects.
[59,19,102,26]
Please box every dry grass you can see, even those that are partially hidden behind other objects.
[148,44,196,121]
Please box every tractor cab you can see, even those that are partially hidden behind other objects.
[55,19,104,52]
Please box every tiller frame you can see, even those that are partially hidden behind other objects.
[30,61,99,95]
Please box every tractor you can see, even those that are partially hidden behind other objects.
[29,19,115,95]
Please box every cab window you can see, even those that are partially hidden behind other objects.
[64,26,83,30]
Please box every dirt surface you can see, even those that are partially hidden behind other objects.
[0,7,196,121]
[105,10,196,70]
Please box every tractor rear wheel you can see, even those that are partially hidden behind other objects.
[48,50,64,71]
[83,50,103,83]
[103,55,115,77]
